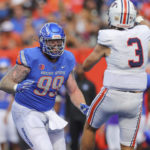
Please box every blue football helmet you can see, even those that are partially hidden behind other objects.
[39,23,66,58]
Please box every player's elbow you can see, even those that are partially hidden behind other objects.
[68,85,78,96]
[82,62,94,72]
[83,66,90,72]
[82,61,92,72]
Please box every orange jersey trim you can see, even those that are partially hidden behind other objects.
[88,88,107,124]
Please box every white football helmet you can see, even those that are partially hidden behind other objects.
[108,0,137,29]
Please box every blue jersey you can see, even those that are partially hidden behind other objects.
[15,47,75,111]
[0,90,12,109]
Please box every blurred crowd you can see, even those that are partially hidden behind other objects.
[0,0,150,150]
[0,0,103,51]
[0,0,149,52]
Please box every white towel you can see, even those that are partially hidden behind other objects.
[45,110,68,130]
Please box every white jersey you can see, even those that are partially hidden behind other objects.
[97,25,150,91]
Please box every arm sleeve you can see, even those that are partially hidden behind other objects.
[143,25,150,40]
[147,73,150,89]
[97,30,112,46]
[16,49,31,67]
[68,52,76,73]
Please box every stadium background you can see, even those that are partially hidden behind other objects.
[0,0,150,150]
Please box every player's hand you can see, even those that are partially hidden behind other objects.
[16,80,35,92]
[80,103,89,116]
[144,130,150,144]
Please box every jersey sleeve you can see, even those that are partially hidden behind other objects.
[97,30,112,46]
[68,52,76,73]
[145,26,150,40]
[67,52,76,73]
[16,49,31,67]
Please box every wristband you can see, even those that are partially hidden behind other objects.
[13,84,18,92]
[136,16,144,24]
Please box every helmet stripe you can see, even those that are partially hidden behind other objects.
[123,0,128,24]
[126,0,130,24]
[120,0,123,24]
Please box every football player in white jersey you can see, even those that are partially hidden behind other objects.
[80,0,150,150]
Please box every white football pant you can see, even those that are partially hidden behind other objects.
[11,101,67,150]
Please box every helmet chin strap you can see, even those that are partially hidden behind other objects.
[110,25,125,30]
[42,51,59,62]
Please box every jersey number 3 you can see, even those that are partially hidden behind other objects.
[128,38,143,68]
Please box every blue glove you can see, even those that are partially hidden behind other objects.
[80,103,89,116]
[16,80,35,92]
[147,74,150,89]
[144,130,150,144]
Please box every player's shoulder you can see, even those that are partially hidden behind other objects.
[63,50,75,60]
[97,29,115,46]
[98,29,118,39]
[134,24,150,31]
[21,47,40,55]
[98,29,114,36]
[20,47,41,60]
[17,47,41,67]
[62,50,76,68]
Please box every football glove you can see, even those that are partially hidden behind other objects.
[144,130,150,144]
[80,103,89,116]
[16,80,35,93]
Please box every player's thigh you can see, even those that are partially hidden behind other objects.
[13,112,53,150]
[12,101,53,150]
[136,115,146,144]
[49,129,66,150]
[87,87,112,128]
[7,112,19,143]
[119,92,143,147]
[119,105,142,147]
[0,110,7,143]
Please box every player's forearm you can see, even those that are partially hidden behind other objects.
[68,88,86,109]
[0,64,30,93]
[0,76,16,93]
[83,44,108,71]
[83,57,99,72]
[82,49,102,71]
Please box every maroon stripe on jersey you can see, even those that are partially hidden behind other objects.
[87,88,107,125]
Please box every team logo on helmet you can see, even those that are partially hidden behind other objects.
[52,35,61,39]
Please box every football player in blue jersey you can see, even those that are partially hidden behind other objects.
[0,23,89,150]
[0,58,20,150]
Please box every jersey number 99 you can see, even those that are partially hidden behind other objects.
[33,76,64,97]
